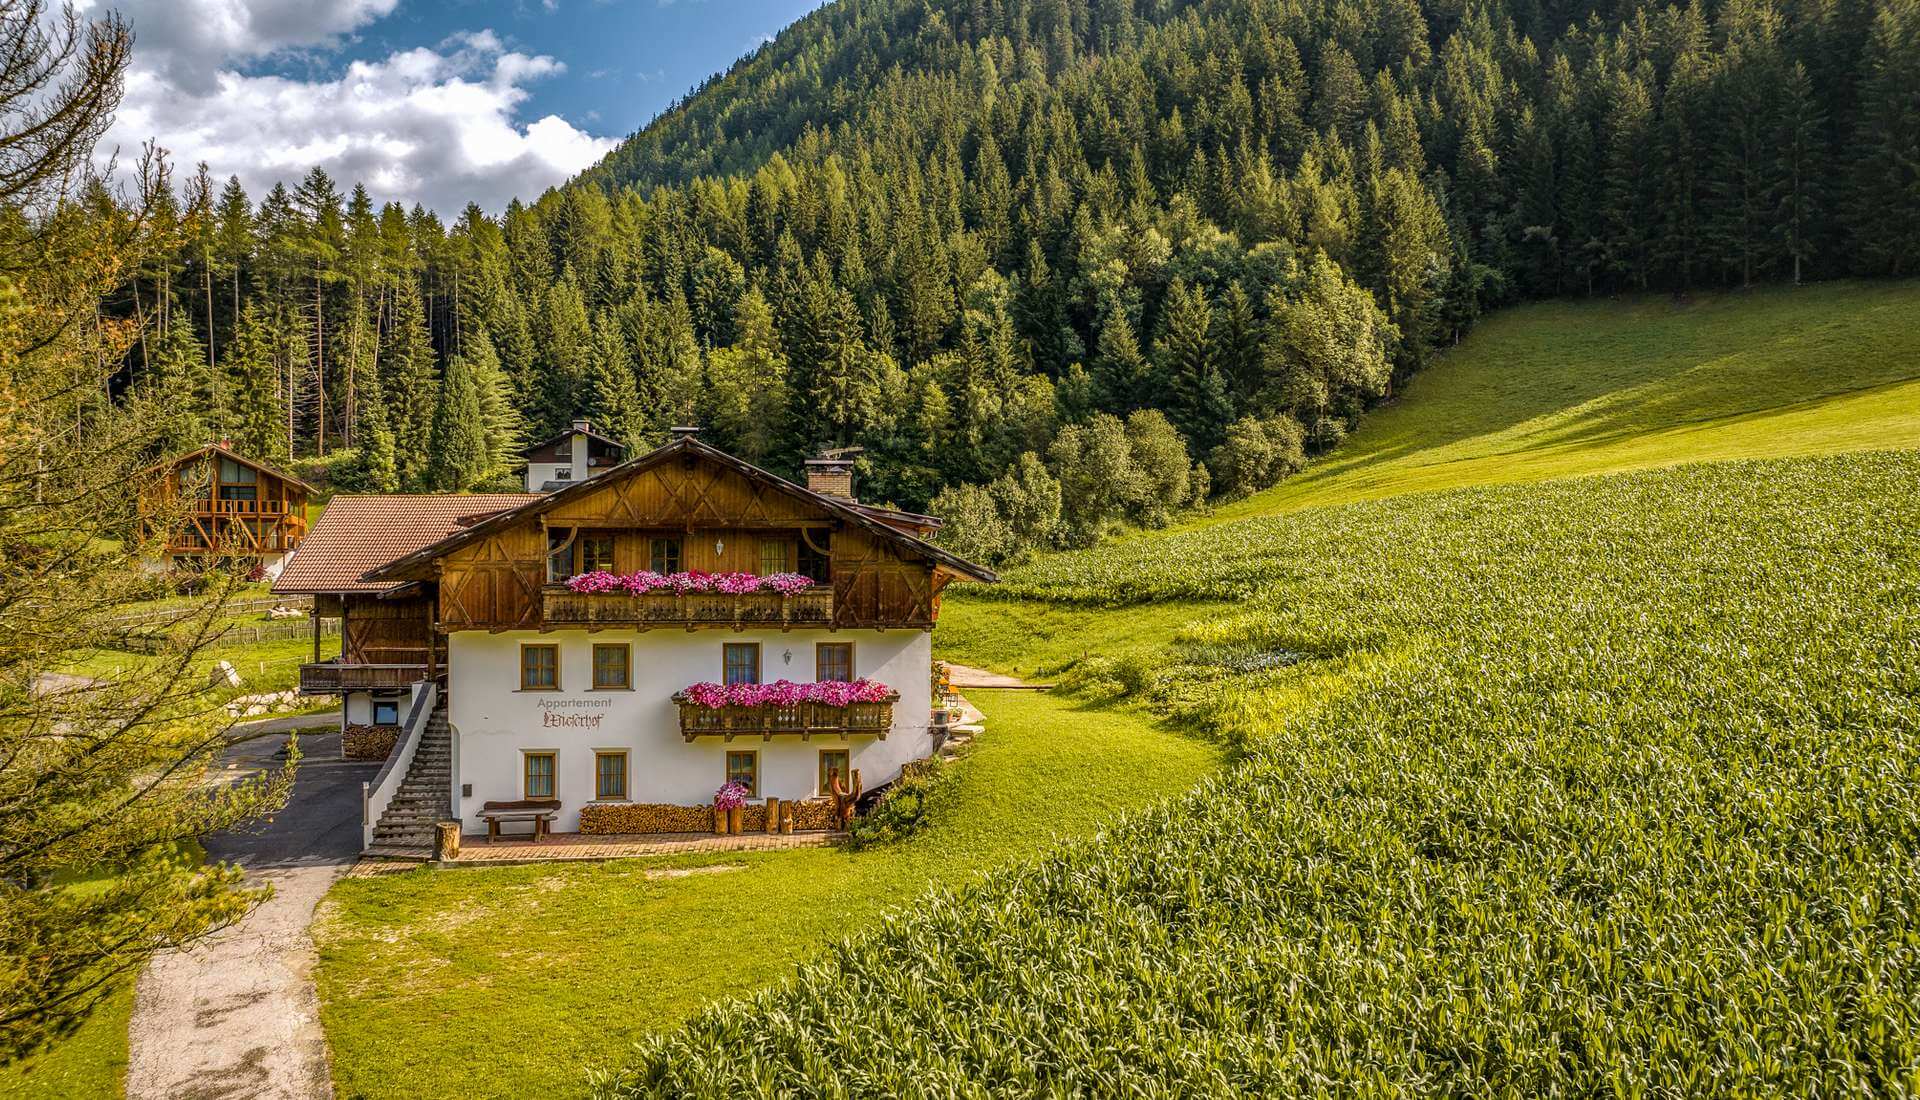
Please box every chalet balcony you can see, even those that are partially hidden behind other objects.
[671,695,898,742]
[299,660,429,695]
[541,585,834,630]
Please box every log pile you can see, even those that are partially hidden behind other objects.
[342,723,398,760]
[579,799,842,834]
[579,803,712,834]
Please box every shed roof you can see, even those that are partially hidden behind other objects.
[272,493,539,595]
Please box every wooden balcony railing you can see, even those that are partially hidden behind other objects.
[299,661,429,695]
[186,499,295,517]
[672,695,897,741]
[542,585,834,630]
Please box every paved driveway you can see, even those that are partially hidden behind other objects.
[127,725,377,1100]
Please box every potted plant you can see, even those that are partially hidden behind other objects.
[714,780,750,835]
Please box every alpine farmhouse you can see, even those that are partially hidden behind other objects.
[275,427,995,855]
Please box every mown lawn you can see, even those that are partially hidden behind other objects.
[312,690,1223,1098]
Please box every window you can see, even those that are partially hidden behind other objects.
[722,643,760,686]
[547,529,574,583]
[649,537,682,574]
[372,700,399,725]
[554,468,573,481]
[594,751,628,801]
[798,533,830,584]
[757,538,791,576]
[579,533,615,574]
[524,752,556,799]
[520,644,559,690]
[592,643,630,689]
[725,750,759,796]
[816,643,853,683]
[818,749,851,796]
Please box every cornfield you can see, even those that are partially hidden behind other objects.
[599,452,1920,1096]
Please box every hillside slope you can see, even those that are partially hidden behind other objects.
[1207,279,1920,521]
[603,290,1920,1094]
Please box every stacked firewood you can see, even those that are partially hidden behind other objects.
[579,803,712,834]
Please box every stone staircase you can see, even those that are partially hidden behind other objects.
[365,703,451,861]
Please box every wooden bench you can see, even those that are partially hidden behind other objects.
[479,799,561,843]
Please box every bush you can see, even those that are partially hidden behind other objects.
[846,758,954,848]
[1208,415,1306,500]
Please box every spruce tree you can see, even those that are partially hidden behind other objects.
[426,352,489,491]
[1155,279,1232,451]
[1848,0,1920,276]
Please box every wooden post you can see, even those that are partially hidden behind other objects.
[764,797,780,834]
[310,607,320,663]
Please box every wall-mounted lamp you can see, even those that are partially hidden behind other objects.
[782,649,793,665]
[714,538,725,556]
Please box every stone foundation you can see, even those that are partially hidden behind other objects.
[342,723,399,761]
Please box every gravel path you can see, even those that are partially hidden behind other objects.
[126,731,376,1100]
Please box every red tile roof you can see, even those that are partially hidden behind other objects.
[272,494,539,594]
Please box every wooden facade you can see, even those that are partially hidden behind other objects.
[365,437,991,634]
[142,445,311,559]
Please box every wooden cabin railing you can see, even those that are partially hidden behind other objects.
[542,585,834,630]
[185,499,296,517]
[672,695,898,742]
[300,661,430,695]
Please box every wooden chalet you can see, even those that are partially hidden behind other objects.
[141,444,313,564]
[362,428,996,635]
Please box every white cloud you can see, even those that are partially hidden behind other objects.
[98,3,616,215]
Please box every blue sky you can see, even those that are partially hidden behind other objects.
[92,0,827,215]
[299,1,823,138]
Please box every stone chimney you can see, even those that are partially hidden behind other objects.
[804,455,856,501]
[569,419,592,483]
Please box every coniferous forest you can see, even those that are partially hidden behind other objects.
[113,0,1920,562]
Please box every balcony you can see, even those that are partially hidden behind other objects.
[542,585,834,630]
[672,695,898,742]
[299,661,429,695]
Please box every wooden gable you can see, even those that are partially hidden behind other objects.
[542,454,828,530]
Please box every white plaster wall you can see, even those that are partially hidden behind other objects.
[342,690,405,726]
[446,628,934,833]
[524,460,573,492]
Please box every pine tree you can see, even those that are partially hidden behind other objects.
[1155,279,1232,451]
[426,352,489,491]
[464,329,526,486]
[586,321,643,449]
[1773,62,1826,286]
[1848,0,1920,276]
[229,303,286,462]
[537,273,594,434]
[354,369,399,492]
[384,282,438,488]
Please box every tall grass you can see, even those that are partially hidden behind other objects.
[602,452,1920,1095]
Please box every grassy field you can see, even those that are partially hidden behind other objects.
[1200,280,1920,521]
[617,454,1920,1094]
[602,284,1920,1092]
[312,691,1222,1098]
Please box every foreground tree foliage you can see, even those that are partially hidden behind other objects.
[0,1,288,1061]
